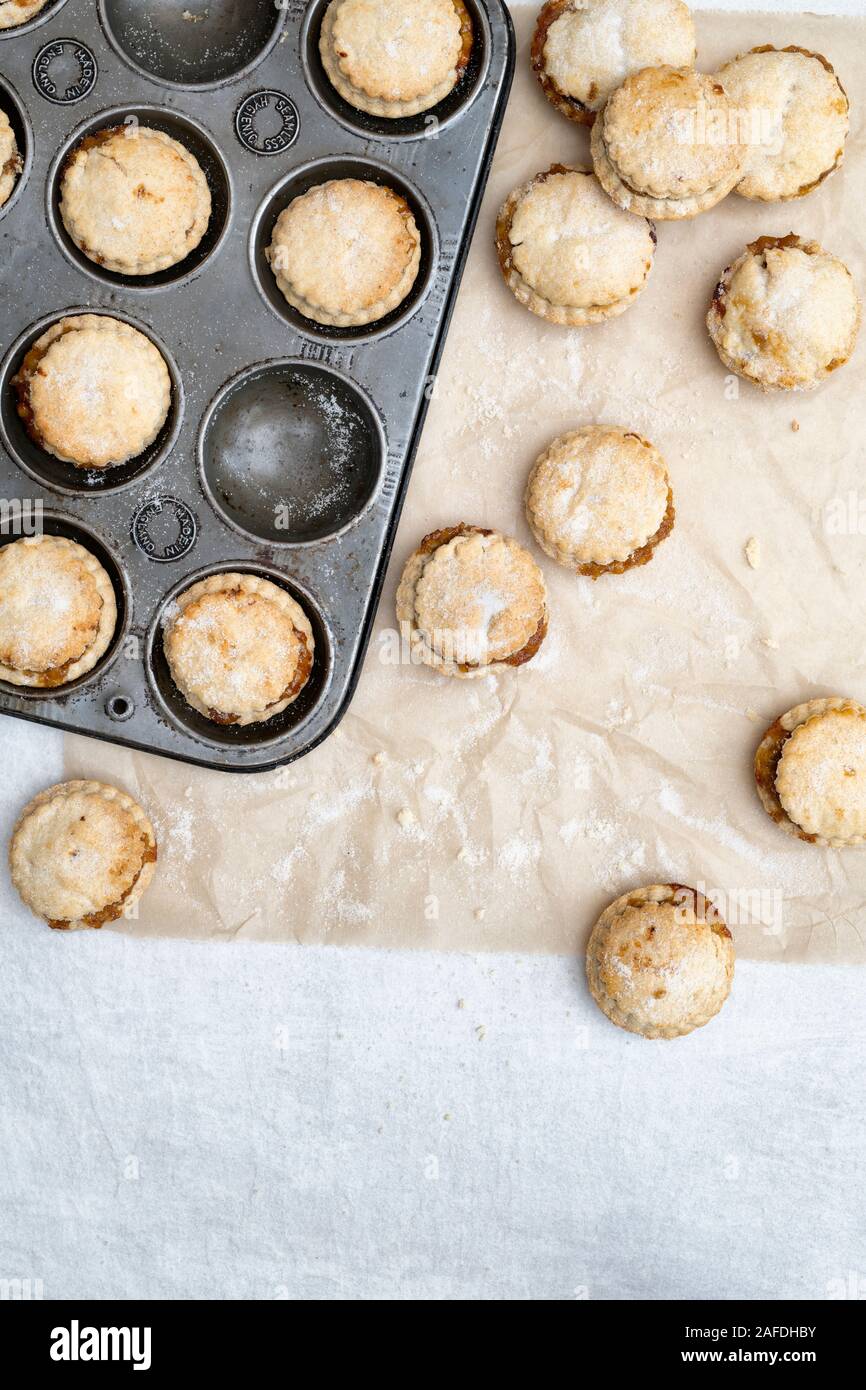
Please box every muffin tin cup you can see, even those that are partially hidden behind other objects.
[145,561,334,752]
[249,155,440,346]
[97,0,284,92]
[198,358,387,547]
[0,306,185,496]
[0,509,131,700]
[46,104,233,291]
[301,0,492,144]
[0,0,514,771]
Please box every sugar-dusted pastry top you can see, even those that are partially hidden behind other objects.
[320,0,473,117]
[707,234,861,391]
[396,524,548,677]
[0,535,117,687]
[496,165,656,325]
[267,178,421,327]
[586,883,735,1039]
[755,698,866,847]
[718,46,849,202]
[532,0,696,124]
[13,314,172,468]
[591,65,747,218]
[60,125,212,275]
[164,572,315,726]
[526,425,673,574]
[10,780,157,931]
[0,107,22,208]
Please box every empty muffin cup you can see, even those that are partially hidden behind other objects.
[98,0,284,89]
[199,359,386,545]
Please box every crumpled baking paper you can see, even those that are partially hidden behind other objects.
[64,9,866,962]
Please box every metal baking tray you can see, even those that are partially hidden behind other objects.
[0,0,514,770]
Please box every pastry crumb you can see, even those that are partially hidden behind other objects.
[475,1024,486,1041]
[474,907,486,922]
[761,637,779,650]
[744,536,761,570]
[745,707,759,722]
[791,419,800,432]
[371,751,385,766]
[457,998,465,1010]
[396,807,416,829]
[182,8,208,20]
[457,846,469,863]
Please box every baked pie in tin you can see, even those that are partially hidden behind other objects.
[60,125,212,276]
[163,573,315,727]
[320,0,474,118]
[13,314,172,469]
[0,535,117,689]
[0,107,22,208]
[0,0,52,30]
[266,178,421,328]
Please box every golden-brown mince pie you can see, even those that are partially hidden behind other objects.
[13,314,171,468]
[396,524,548,678]
[163,573,315,727]
[0,536,117,688]
[496,165,656,325]
[591,65,747,219]
[717,46,849,202]
[707,234,860,391]
[266,178,422,327]
[10,780,157,931]
[0,107,22,208]
[320,0,473,118]
[525,425,674,576]
[0,0,51,29]
[586,884,735,1039]
[755,697,866,847]
[531,0,696,126]
[59,125,212,275]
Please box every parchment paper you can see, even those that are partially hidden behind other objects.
[64,9,866,962]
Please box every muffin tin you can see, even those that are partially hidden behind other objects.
[0,0,514,770]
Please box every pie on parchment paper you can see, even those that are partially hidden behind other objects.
[10,780,157,931]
